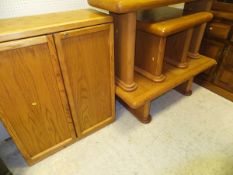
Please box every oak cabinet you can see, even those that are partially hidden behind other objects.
[200,39,225,79]
[215,45,233,92]
[0,9,114,165]
[54,24,115,137]
[0,35,76,164]
[206,22,231,40]
[198,1,233,101]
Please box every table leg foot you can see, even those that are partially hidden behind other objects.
[127,102,152,124]
[175,78,194,96]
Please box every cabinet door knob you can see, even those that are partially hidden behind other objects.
[32,102,37,106]
[64,32,69,39]
[209,27,213,31]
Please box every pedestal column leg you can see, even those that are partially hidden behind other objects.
[165,28,193,68]
[184,0,214,59]
[127,102,152,124]
[188,23,207,59]
[111,12,137,91]
[175,78,194,96]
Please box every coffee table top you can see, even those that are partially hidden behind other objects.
[88,0,194,13]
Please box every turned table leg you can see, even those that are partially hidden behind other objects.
[111,12,137,92]
[175,78,194,96]
[165,28,193,68]
[188,23,207,59]
[184,0,214,59]
[127,102,152,124]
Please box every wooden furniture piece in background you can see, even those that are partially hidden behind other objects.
[136,7,213,82]
[197,1,233,101]
[0,9,115,165]
[88,0,216,123]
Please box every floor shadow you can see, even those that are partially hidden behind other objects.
[150,89,189,118]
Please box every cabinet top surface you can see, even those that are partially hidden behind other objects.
[0,9,112,43]
[88,0,195,13]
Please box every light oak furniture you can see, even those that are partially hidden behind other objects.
[0,9,115,165]
[88,0,214,92]
[88,0,216,123]
[198,0,233,101]
[135,7,213,82]
[117,56,216,123]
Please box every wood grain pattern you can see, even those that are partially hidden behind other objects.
[54,24,115,137]
[188,23,207,59]
[0,37,47,52]
[214,45,233,92]
[195,76,233,102]
[88,0,194,13]
[212,2,233,13]
[206,22,231,40]
[136,7,212,82]
[137,11,213,37]
[116,55,216,109]
[135,31,166,82]
[0,9,112,43]
[165,29,193,68]
[200,39,225,80]
[118,56,216,124]
[212,10,233,21]
[111,12,138,91]
[175,78,194,96]
[125,101,152,124]
[0,35,76,165]
[184,0,214,59]
[198,1,233,100]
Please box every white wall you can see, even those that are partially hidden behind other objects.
[0,1,184,19]
[0,0,90,19]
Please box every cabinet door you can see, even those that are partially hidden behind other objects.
[54,24,115,137]
[215,45,233,92]
[206,22,231,40]
[0,36,76,165]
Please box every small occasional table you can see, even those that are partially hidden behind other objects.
[88,0,213,91]
[88,0,216,123]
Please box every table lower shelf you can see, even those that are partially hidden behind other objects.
[116,55,216,109]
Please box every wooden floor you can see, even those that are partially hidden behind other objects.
[195,77,233,102]
[116,55,216,109]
